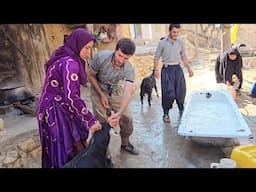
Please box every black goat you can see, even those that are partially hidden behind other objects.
[63,123,113,168]
[140,70,159,106]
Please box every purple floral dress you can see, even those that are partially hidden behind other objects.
[37,56,97,168]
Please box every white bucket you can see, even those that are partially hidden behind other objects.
[210,158,236,168]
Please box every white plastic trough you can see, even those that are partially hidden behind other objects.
[178,90,252,139]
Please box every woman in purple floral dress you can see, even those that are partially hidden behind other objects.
[37,28,102,168]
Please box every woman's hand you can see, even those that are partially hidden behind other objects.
[90,121,102,133]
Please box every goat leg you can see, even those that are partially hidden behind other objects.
[154,85,159,97]
[148,92,152,106]
[140,94,144,105]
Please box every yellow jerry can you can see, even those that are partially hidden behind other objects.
[231,144,256,168]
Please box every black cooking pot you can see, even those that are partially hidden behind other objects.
[0,77,35,106]
[0,86,34,106]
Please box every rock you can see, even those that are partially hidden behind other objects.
[0,152,5,167]
[12,158,27,168]
[18,138,38,152]
[19,151,27,158]
[3,150,19,165]
[0,118,4,131]
[30,147,42,160]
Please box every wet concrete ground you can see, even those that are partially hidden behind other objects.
[108,82,225,168]
[108,57,256,168]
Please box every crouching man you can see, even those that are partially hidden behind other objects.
[87,38,139,158]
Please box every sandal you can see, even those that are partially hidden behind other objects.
[163,114,171,123]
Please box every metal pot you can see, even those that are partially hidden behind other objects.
[0,86,34,106]
[0,78,34,106]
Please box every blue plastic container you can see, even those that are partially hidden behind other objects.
[251,82,256,96]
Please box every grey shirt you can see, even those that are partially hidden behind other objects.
[90,50,135,92]
[154,37,186,66]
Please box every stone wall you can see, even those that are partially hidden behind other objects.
[0,24,50,94]
[237,24,256,50]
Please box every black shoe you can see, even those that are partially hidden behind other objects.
[121,143,139,155]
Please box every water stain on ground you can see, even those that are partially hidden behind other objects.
[109,89,225,168]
